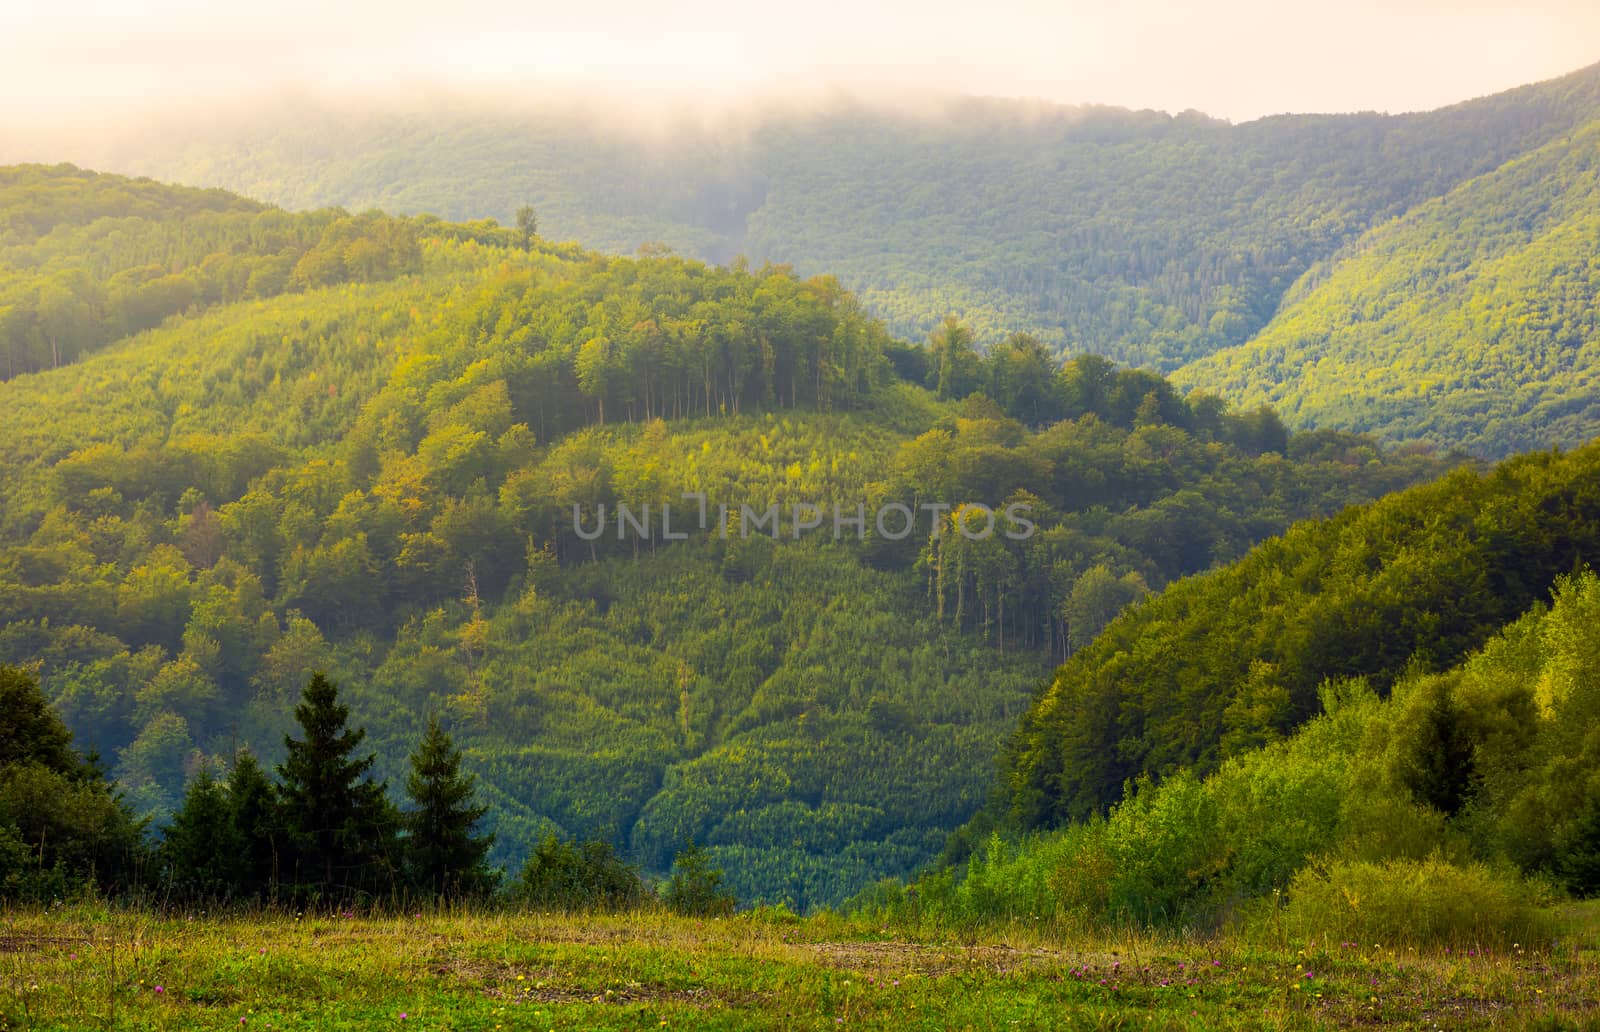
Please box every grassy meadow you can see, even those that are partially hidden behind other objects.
[4,904,1599,1031]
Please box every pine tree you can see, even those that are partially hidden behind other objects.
[404,714,494,899]
[160,765,244,901]
[276,673,399,903]
[663,842,736,916]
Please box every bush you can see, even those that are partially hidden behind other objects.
[664,843,736,917]
[1282,856,1554,947]
[514,834,650,911]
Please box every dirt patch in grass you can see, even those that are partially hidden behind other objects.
[514,985,726,1005]
[801,939,1129,978]
[426,955,762,1009]
[0,933,90,953]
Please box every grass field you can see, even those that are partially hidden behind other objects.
[4,905,1598,1031]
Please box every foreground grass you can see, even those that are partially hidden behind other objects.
[3,905,1598,1031]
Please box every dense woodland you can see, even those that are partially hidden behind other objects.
[0,169,1457,907]
[0,165,423,377]
[876,567,1600,941]
[23,62,1600,454]
[987,440,1600,836]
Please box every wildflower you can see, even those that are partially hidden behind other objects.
[154,986,165,995]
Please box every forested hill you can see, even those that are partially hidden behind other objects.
[1174,116,1600,457]
[16,63,1598,376]
[991,439,1600,835]
[18,63,1600,456]
[0,169,1455,907]
[0,164,425,378]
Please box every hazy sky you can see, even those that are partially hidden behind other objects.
[3,0,1598,124]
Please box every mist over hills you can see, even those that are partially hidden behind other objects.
[16,60,1600,455]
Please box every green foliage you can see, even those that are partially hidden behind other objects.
[884,571,1600,938]
[0,664,81,774]
[0,164,421,377]
[513,834,650,912]
[0,170,1454,908]
[1179,117,1600,456]
[0,665,146,901]
[225,749,280,901]
[664,842,736,917]
[159,765,246,902]
[404,714,494,899]
[68,64,1600,382]
[1282,857,1554,948]
[998,441,1600,829]
[276,673,400,903]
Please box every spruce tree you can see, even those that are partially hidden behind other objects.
[227,749,280,901]
[404,714,494,899]
[160,765,244,901]
[276,673,399,903]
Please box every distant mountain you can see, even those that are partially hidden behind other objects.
[1175,117,1600,457]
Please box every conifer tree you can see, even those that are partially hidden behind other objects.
[516,205,538,249]
[160,765,244,901]
[227,749,280,900]
[276,673,399,902]
[404,714,494,899]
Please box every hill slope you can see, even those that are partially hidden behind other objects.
[0,164,424,378]
[992,438,1600,833]
[1175,117,1600,457]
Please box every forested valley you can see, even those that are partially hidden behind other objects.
[0,165,1458,908]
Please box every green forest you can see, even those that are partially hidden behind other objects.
[877,563,1600,943]
[1176,118,1600,457]
[0,166,1457,908]
[21,62,1600,455]
[10,14,1600,1031]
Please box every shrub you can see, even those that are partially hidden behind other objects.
[664,843,736,917]
[514,834,650,911]
[1282,856,1554,947]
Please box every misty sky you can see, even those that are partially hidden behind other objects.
[3,0,1598,124]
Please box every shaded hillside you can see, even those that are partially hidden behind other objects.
[993,440,1600,831]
